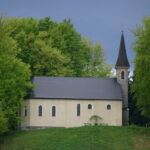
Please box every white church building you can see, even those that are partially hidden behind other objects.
[21,33,130,129]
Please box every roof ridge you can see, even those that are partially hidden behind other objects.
[33,76,117,80]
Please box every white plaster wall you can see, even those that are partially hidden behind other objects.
[94,101,122,125]
[21,100,30,127]
[21,99,122,128]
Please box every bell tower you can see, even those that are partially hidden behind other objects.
[115,32,130,126]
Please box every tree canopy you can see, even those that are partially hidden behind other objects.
[129,77,150,125]
[132,16,150,118]
[0,16,32,132]
[7,17,111,77]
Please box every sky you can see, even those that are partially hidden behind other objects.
[0,0,150,71]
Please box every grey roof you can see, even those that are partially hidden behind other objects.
[31,77,123,100]
[115,32,130,68]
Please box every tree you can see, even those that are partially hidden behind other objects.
[7,17,111,77]
[0,104,8,133]
[129,77,150,126]
[89,115,103,125]
[0,16,32,131]
[28,37,74,76]
[55,19,91,77]
[7,18,75,77]
[132,16,150,118]
[0,56,32,130]
[82,37,111,77]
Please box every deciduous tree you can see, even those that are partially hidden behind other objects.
[7,17,111,77]
[0,16,32,131]
[82,37,111,77]
[132,16,150,118]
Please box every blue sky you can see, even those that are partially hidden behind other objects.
[0,0,150,70]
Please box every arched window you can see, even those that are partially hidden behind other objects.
[52,106,56,117]
[25,106,27,116]
[77,104,80,116]
[38,105,42,116]
[121,71,124,79]
[88,104,92,109]
[107,104,111,110]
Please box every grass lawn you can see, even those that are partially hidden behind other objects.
[0,126,150,150]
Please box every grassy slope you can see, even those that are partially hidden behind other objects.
[0,126,150,150]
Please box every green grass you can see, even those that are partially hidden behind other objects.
[0,126,150,150]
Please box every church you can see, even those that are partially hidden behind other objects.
[21,33,130,129]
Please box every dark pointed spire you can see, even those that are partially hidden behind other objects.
[115,32,130,68]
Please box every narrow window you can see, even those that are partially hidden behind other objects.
[77,104,80,116]
[107,104,111,110]
[38,105,42,116]
[52,106,56,117]
[121,71,124,79]
[88,104,92,109]
[25,106,27,116]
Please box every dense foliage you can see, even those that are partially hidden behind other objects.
[7,17,111,77]
[0,16,32,133]
[132,16,150,118]
[129,78,150,126]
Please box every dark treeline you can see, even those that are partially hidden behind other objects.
[129,78,150,126]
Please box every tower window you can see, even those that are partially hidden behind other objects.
[38,105,42,116]
[52,106,56,117]
[121,71,124,79]
[107,104,111,110]
[88,104,92,109]
[77,104,80,116]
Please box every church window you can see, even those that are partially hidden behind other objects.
[38,105,42,116]
[52,106,56,117]
[24,106,27,116]
[88,104,92,109]
[77,104,80,116]
[121,71,124,79]
[107,104,111,110]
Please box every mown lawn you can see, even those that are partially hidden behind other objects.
[0,126,150,150]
